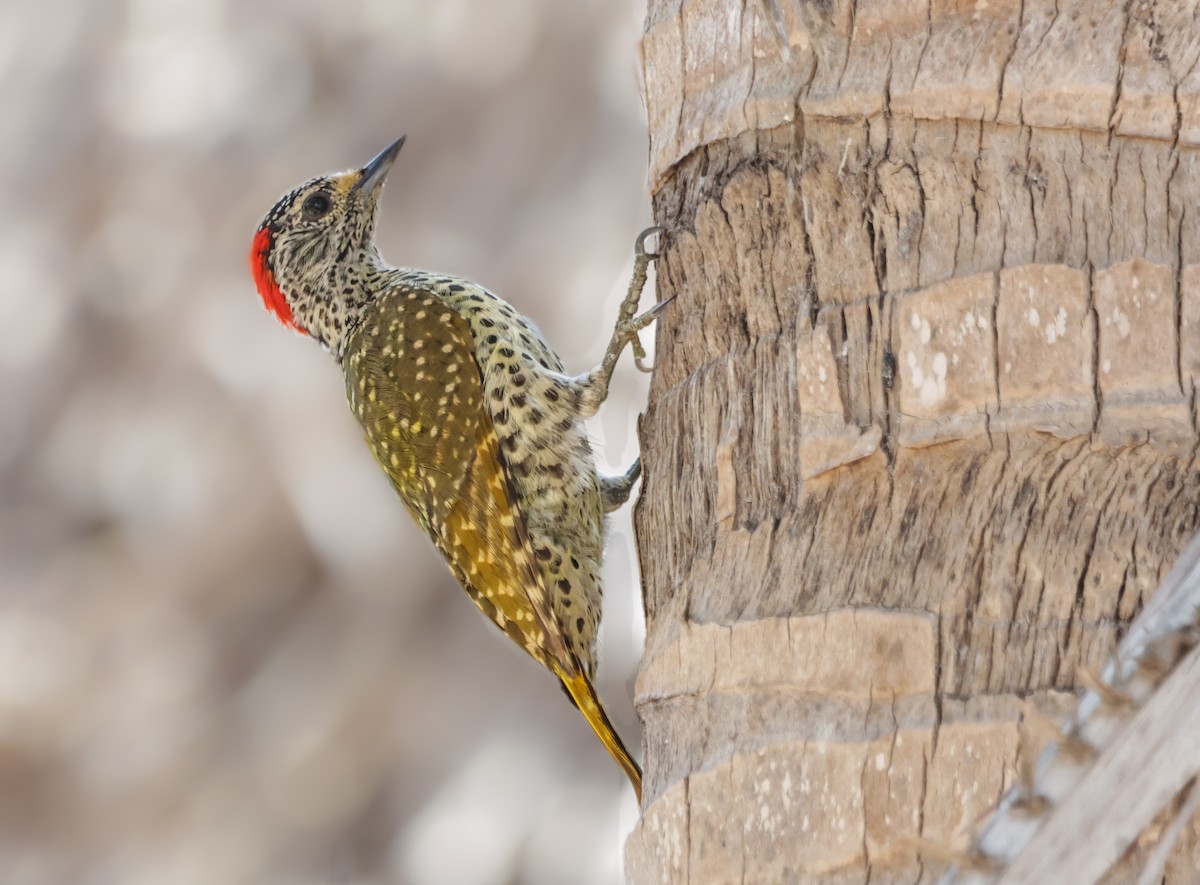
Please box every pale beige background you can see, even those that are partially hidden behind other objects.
[0,0,654,882]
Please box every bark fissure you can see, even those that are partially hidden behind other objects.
[1107,1,1133,149]
[994,0,1025,122]
[1086,262,1103,436]
[839,0,859,91]
[879,293,898,481]
[1174,202,1185,399]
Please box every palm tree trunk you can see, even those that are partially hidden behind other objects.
[627,1,1200,881]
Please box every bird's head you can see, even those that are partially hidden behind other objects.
[249,136,405,347]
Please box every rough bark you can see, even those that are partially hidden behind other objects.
[946,529,1200,884]
[627,1,1200,882]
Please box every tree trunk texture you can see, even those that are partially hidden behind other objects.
[626,1,1200,882]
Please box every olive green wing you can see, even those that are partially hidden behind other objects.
[343,286,643,800]
[343,287,569,666]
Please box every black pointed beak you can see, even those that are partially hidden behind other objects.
[354,135,406,194]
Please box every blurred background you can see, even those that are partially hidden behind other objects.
[0,0,655,882]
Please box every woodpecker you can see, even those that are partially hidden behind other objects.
[249,136,664,801]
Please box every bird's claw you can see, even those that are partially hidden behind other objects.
[599,228,669,380]
[620,297,674,374]
[635,226,665,260]
[616,298,672,339]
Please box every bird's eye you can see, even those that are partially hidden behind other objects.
[302,193,333,220]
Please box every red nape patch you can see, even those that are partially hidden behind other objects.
[249,227,306,335]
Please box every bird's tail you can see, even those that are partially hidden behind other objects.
[556,667,643,803]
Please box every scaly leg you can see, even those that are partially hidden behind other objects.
[573,227,670,419]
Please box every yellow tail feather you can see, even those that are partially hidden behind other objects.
[557,669,643,803]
